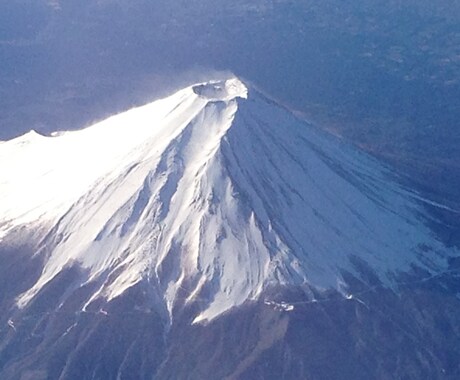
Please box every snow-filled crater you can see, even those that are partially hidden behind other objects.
[192,78,248,102]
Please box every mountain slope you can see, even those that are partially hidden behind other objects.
[0,78,456,328]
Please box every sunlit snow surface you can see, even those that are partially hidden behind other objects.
[0,78,454,323]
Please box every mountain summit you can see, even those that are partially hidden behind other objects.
[0,77,454,325]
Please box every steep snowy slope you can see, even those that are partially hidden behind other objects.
[0,78,454,324]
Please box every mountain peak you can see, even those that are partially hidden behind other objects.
[192,77,248,102]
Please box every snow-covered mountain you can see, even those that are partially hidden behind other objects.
[0,78,455,328]
[1,77,460,379]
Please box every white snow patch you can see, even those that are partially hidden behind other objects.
[264,300,295,312]
[7,319,16,331]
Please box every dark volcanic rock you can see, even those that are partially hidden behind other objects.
[0,252,459,379]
